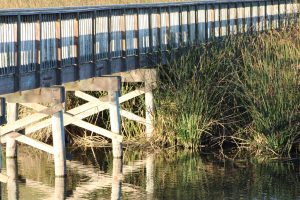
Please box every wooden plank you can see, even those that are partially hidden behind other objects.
[111,68,157,83]
[5,132,54,154]
[0,112,48,136]
[38,104,64,115]
[0,173,9,183]
[63,76,121,92]
[2,87,64,104]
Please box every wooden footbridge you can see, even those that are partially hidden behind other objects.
[0,0,299,178]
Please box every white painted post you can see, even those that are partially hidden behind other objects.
[55,177,66,200]
[146,154,154,200]
[109,91,123,158]
[111,158,123,200]
[145,79,154,138]
[6,103,18,158]
[52,87,66,177]
[6,158,18,200]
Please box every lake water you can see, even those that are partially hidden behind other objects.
[0,147,300,199]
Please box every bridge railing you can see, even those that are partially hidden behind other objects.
[0,0,299,95]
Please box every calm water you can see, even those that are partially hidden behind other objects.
[0,147,300,200]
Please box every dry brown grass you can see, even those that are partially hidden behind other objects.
[0,0,186,9]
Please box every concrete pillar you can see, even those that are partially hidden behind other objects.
[111,158,123,200]
[109,91,122,158]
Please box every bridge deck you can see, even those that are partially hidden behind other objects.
[0,0,299,95]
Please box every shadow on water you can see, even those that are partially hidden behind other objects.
[0,146,300,199]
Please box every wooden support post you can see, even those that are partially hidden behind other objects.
[6,103,18,158]
[52,87,66,177]
[0,98,6,125]
[145,77,155,138]
[146,154,154,200]
[111,158,123,200]
[109,91,122,158]
[6,158,18,200]
[54,177,66,200]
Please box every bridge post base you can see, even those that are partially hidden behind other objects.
[0,86,67,177]
[112,68,157,139]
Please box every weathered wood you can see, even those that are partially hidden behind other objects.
[6,136,17,158]
[63,77,121,92]
[109,91,123,158]
[23,88,148,136]
[145,79,155,137]
[2,87,63,104]
[22,102,123,142]
[75,91,146,125]
[38,104,64,116]
[15,133,54,154]
[0,173,9,183]
[55,177,66,200]
[0,112,48,136]
[6,158,18,200]
[146,154,154,200]
[111,158,123,200]
[111,69,157,83]
[5,102,18,158]
[52,109,66,177]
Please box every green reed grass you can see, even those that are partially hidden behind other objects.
[155,28,300,157]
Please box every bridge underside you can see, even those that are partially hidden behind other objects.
[0,68,156,177]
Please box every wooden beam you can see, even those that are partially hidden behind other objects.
[1,87,64,104]
[21,103,123,142]
[23,88,147,135]
[63,77,121,92]
[2,132,54,154]
[110,69,157,83]
[0,113,48,136]
[0,173,9,183]
[75,91,146,125]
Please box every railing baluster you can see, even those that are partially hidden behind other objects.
[92,11,96,77]
[15,15,21,92]
[74,12,80,81]
[55,13,62,85]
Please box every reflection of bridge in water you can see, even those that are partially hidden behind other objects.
[0,0,299,179]
[0,149,155,199]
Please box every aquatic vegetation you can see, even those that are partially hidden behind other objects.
[155,27,300,157]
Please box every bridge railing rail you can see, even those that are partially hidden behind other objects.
[0,0,299,95]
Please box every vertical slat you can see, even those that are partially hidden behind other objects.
[92,11,96,77]
[0,98,6,125]
[15,15,21,92]
[35,14,41,88]
[108,10,112,74]
[56,13,62,84]
[136,8,141,68]
[148,8,153,53]
[74,12,80,81]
